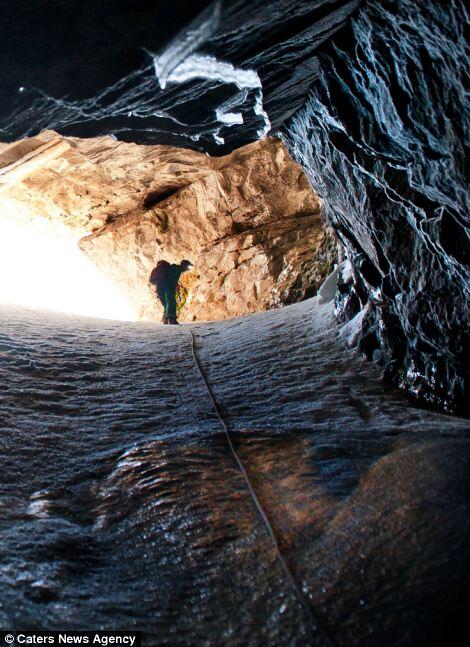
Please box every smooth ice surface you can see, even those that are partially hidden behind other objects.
[0,298,468,643]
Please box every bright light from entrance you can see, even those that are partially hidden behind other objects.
[0,215,137,321]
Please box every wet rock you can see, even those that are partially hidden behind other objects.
[282,0,469,414]
[310,439,470,646]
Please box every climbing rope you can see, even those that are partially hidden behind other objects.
[187,327,336,647]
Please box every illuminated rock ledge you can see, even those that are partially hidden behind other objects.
[0,132,337,322]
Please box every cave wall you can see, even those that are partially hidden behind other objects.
[0,130,213,233]
[0,0,362,153]
[1,0,467,413]
[282,0,469,414]
[0,131,336,323]
[80,137,336,322]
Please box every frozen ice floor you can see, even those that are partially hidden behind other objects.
[0,298,468,645]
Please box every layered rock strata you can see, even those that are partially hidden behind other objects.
[0,130,213,233]
[283,0,469,415]
[0,132,336,322]
[80,137,336,321]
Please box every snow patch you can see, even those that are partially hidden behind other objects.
[338,304,369,347]
[154,52,271,143]
[340,259,353,284]
[164,54,260,89]
[317,262,346,305]
[28,492,50,518]
[216,90,248,125]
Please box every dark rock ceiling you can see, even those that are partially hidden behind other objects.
[0,0,362,152]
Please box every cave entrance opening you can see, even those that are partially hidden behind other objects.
[0,214,138,321]
[0,134,336,324]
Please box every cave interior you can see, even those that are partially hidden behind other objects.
[0,0,469,644]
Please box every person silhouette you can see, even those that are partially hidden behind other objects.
[149,259,193,324]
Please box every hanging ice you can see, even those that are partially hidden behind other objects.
[216,90,249,126]
[3,0,271,147]
[150,1,271,143]
[163,55,261,90]
[152,1,222,90]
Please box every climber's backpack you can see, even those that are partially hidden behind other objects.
[149,260,170,285]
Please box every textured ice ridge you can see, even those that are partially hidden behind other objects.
[150,1,271,143]
[282,0,469,413]
[152,1,222,90]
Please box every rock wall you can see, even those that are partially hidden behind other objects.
[0,0,361,153]
[282,0,469,415]
[0,130,213,233]
[80,137,336,321]
[0,132,336,322]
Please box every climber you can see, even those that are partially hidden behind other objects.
[149,259,193,325]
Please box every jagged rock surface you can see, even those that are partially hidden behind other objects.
[282,0,469,415]
[0,133,336,322]
[79,137,336,321]
[0,130,213,233]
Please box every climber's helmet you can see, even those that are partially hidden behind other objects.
[180,259,193,272]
